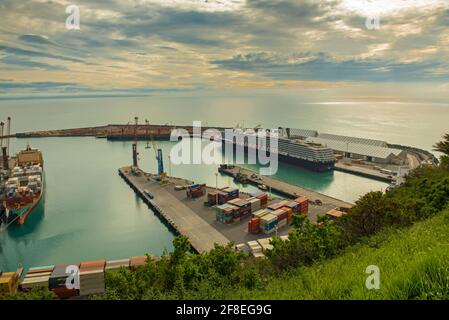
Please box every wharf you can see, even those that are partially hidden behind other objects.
[218,165,353,221]
[119,167,230,253]
[334,162,395,183]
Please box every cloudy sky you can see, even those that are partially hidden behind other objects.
[1,0,449,99]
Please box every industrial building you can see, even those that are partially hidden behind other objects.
[305,136,406,164]
[279,127,406,165]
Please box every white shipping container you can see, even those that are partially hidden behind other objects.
[247,241,263,253]
[257,238,274,251]
[260,213,277,226]
[250,198,261,212]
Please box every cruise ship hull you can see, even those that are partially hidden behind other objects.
[277,153,335,172]
[222,141,335,172]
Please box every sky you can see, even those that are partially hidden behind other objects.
[0,0,449,100]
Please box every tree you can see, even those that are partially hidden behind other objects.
[433,133,449,168]
[339,191,389,241]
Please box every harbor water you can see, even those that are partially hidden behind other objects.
[1,137,387,271]
[2,94,446,270]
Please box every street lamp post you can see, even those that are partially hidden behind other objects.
[168,155,171,176]
[215,172,218,206]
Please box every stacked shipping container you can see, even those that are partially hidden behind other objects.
[49,264,79,298]
[105,259,130,272]
[20,265,53,292]
[207,187,239,205]
[295,196,309,214]
[79,260,106,296]
[186,184,206,199]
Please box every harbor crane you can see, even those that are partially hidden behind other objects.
[132,117,139,169]
[145,119,167,180]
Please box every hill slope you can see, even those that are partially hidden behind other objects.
[230,209,449,300]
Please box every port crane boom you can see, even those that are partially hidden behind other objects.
[145,120,165,177]
[132,117,139,168]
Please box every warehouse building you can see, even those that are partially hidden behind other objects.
[305,136,406,165]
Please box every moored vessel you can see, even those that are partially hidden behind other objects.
[222,129,336,172]
[3,145,44,225]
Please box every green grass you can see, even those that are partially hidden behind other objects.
[228,208,449,300]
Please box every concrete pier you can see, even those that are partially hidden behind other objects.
[335,162,395,183]
[218,165,353,221]
[119,167,230,253]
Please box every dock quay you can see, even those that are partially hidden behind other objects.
[118,166,299,251]
[218,165,353,221]
[334,162,395,183]
[119,167,230,253]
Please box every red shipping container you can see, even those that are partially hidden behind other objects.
[248,217,260,234]
[294,196,308,205]
[282,207,293,217]
[256,193,268,206]
[208,192,218,205]
[294,196,309,214]
[80,260,106,272]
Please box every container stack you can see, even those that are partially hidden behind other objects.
[222,187,239,200]
[227,198,251,220]
[20,265,54,291]
[213,187,239,205]
[257,238,274,252]
[247,240,264,258]
[248,209,270,234]
[326,208,345,220]
[247,217,260,234]
[49,264,79,299]
[79,260,106,296]
[256,193,268,207]
[295,196,309,214]
[248,197,262,212]
[207,191,218,206]
[216,203,237,223]
[252,208,270,219]
[186,184,206,199]
[284,201,300,214]
[130,256,147,270]
[267,200,288,211]
[105,259,130,272]
[0,270,21,295]
[272,207,293,229]
[260,213,278,234]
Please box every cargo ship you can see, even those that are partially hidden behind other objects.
[3,145,44,225]
[222,129,336,172]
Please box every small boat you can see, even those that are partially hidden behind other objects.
[257,184,268,191]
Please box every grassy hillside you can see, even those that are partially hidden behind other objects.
[230,208,449,300]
